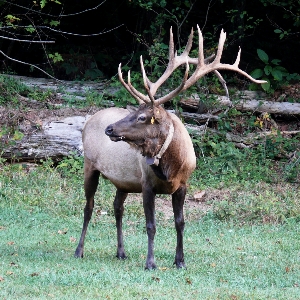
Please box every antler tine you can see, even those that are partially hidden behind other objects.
[168,27,175,62]
[196,24,205,67]
[147,27,195,104]
[118,63,150,104]
[155,59,190,106]
[140,56,156,105]
[118,26,267,107]
[215,29,226,64]
[181,28,194,58]
[183,28,267,90]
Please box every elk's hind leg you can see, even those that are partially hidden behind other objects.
[114,189,128,259]
[75,158,100,258]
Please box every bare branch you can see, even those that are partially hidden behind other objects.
[0,34,54,43]
[3,0,108,18]
[0,24,124,37]
[0,51,62,83]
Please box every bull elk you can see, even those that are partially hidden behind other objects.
[74,25,266,269]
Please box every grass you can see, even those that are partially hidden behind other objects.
[0,75,299,298]
[0,162,300,299]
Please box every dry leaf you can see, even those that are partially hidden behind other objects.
[57,229,68,235]
[158,267,168,271]
[0,276,4,282]
[152,276,160,282]
[70,236,76,243]
[30,272,39,277]
[7,241,14,245]
[210,262,216,268]
[0,226,5,230]
[193,190,206,202]
[186,278,192,284]
[285,267,290,273]
[6,271,13,275]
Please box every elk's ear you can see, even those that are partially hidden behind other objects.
[126,105,138,113]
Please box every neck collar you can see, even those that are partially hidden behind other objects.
[146,121,174,166]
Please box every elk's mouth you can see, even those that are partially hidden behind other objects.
[109,135,126,142]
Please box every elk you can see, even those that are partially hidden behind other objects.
[74,25,266,269]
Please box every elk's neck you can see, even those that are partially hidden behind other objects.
[148,120,185,182]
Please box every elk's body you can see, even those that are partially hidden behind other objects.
[75,105,196,269]
[74,25,266,269]
[82,106,196,194]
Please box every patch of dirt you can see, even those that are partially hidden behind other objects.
[125,193,212,221]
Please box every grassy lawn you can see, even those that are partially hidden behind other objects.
[0,162,299,299]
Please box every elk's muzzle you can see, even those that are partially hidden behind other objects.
[105,124,125,142]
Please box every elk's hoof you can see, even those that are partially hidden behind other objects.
[145,261,157,270]
[116,253,127,260]
[174,260,186,269]
[74,248,84,258]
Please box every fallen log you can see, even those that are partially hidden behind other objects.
[180,92,300,115]
[2,112,298,162]
[1,115,89,162]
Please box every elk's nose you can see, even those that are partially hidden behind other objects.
[105,125,114,136]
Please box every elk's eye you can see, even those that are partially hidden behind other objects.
[137,114,146,122]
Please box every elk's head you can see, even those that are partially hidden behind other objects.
[105,104,173,165]
[106,25,266,165]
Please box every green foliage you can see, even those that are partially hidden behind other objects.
[25,25,35,33]
[0,75,30,106]
[225,9,263,40]
[191,119,299,187]
[39,0,61,9]
[56,153,84,178]
[58,50,104,81]
[110,72,143,107]
[0,126,24,154]
[212,183,299,223]
[48,52,63,64]
[250,49,300,93]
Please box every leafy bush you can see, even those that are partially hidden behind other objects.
[250,49,300,93]
[56,153,84,179]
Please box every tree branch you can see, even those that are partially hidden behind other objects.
[0,34,54,43]
[0,24,124,37]
[3,0,108,18]
[0,51,62,83]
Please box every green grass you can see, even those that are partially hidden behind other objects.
[0,162,300,299]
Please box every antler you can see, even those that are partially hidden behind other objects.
[118,25,267,106]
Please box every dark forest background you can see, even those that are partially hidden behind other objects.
[0,0,299,83]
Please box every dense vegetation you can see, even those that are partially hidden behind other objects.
[0,0,299,83]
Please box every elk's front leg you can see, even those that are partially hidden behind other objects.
[172,184,186,268]
[114,189,128,259]
[142,186,156,270]
[75,158,100,258]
